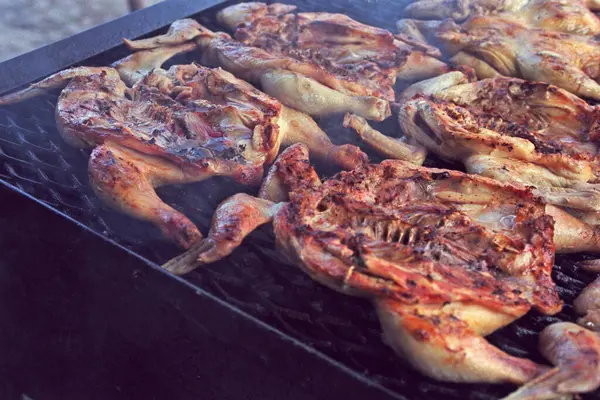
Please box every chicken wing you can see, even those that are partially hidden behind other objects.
[397,15,600,100]
[503,322,600,399]
[402,0,600,35]
[164,143,564,386]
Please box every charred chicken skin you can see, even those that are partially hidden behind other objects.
[122,3,449,122]
[397,15,600,101]
[217,2,448,99]
[398,71,600,252]
[402,0,600,35]
[0,50,366,248]
[162,143,594,391]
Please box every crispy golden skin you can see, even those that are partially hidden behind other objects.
[219,2,448,101]
[402,0,600,35]
[0,54,366,247]
[164,143,568,386]
[397,15,600,100]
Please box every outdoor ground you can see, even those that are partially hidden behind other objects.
[0,0,161,62]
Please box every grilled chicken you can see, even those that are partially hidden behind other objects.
[0,48,366,248]
[402,0,600,35]
[398,71,600,252]
[396,15,600,100]
[503,322,600,399]
[164,143,576,388]
[123,3,449,122]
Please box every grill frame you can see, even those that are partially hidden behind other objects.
[0,1,598,399]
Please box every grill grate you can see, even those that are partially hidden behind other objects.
[1,1,599,399]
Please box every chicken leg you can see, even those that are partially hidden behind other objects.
[89,143,214,248]
[502,322,600,399]
[343,113,427,165]
[278,106,367,170]
[376,300,545,384]
[162,193,282,274]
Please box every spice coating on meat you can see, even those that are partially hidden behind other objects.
[402,76,600,163]
[399,72,600,229]
[57,64,281,181]
[272,149,560,316]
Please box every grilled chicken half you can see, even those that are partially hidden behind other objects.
[123,3,448,122]
[398,71,600,252]
[396,15,600,100]
[0,48,366,248]
[162,143,598,392]
[402,0,600,35]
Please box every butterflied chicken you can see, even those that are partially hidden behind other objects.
[0,50,366,248]
[122,3,448,121]
[160,143,600,394]
[396,15,600,100]
[402,0,600,35]
[398,71,600,252]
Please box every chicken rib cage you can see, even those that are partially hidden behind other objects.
[401,0,600,35]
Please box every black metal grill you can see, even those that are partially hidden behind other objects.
[0,1,598,399]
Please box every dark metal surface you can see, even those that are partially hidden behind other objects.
[0,0,598,399]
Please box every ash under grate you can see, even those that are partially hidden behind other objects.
[0,1,598,399]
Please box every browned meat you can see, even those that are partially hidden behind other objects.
[398,72,600,252]
[124,19,390,121]
[218,2,447,101]
[0,50,366,248]
[164,143,568,386]
[123,3,449,121]
[397,15,600,100]
[402,0,600,35]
